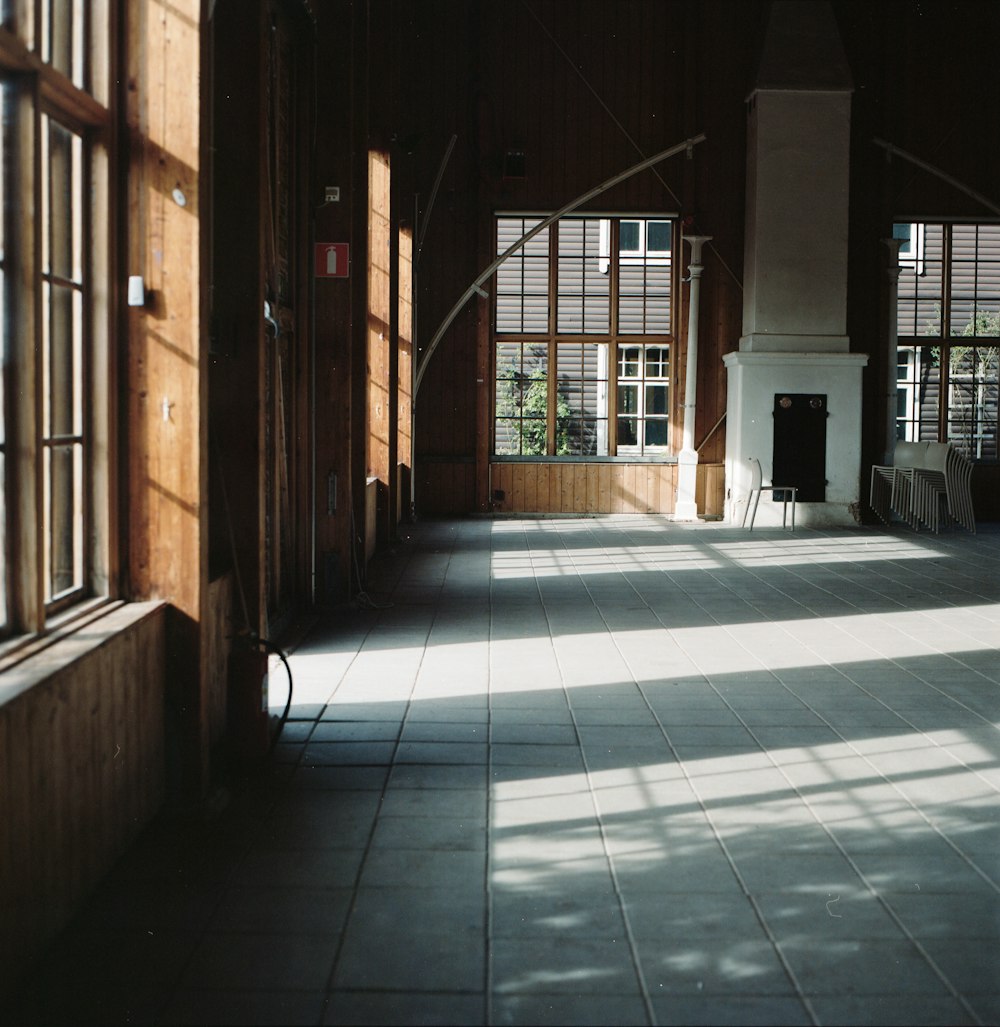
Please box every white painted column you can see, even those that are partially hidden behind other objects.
[882,237,903,465]
[674,235,712,521]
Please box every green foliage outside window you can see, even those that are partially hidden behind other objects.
[495,361,573,456]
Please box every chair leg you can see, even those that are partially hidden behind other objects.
[748,489,761,530]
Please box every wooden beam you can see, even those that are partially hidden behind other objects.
[11,76,43,635]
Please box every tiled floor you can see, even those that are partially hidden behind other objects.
[13,516,1000,1026]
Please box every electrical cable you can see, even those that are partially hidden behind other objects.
[256,635,294,753]
[212,430,296,753]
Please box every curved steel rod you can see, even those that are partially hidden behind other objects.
[874,137,1000,217]
[414,132,707,398]
[417,134,457,263]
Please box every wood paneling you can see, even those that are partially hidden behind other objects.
[488,462,724,518]
[397,225,413,523]
[0,604,166,997]
[205,573,235,751]
[367,150,392,512]
[328,0,1000,541]
[126,0,207,791]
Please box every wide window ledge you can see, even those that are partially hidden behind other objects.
[0,600,167,709]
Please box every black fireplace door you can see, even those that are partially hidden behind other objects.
[772,394,828,502]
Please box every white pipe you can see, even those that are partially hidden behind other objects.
[681,236,711,453]
[674,235,711,521]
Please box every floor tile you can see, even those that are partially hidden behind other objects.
[491,935,640,995]
[332,930,485,992]
[179,931,340,991]
[208,885,353,935]
[323,991,486,1026]
[14,519,1000,1027]
[159,988,326,1026]
[637,936,796,995]
[649,995,812,1027]
[370,814,486,851]
[492,992,649,1026]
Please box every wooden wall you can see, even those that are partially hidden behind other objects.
[125,0,210,794]
[309,0,1000,540]
[490,462,725,518]
[379,0,761,517]
[0,603,166,996]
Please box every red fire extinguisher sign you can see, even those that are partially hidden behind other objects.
[315,242,349,278]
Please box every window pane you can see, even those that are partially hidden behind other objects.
[617,383,638,415]
[644,419,669,447]
[555,342,608,455]
[494,341,549,456]
[620,221,640,252]
[0,449,5,629]
[645,346,669,377]
[0,82,6,630]
[947,344,998,459]
[46,118,83,282]
[557,219,609,334]
[615,342,670,453]
[41,116,87,608]
[646,384,668,416]
[496,217,549,334]
[618,347,640,378]
[897,222,944,336]
[618,218,672,335]
[42,0,86,88]
[47,284,82,437]
[46,443,83,601]
[617,417,638,447]
[895,345,940,442]
[647,221,671,253]
[950,224,1000,338]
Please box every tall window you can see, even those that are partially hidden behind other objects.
[0,5,111,641]
[42,114,86,604]
[494,215,675,458]
[896,223,1000,460]
[0,84,7,632]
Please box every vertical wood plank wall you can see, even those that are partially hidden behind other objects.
[367,150,392,535]
[126,0,209,792]
[0,604,166,996]
[490,462,725,517]
[384,1,760,517]
[397,226,413,523]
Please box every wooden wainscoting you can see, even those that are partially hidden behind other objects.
[0,602,167,997]
[490,462,726,518]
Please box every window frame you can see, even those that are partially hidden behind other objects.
[0,8,114,649]
[493,213,677,461]
[895,220,1000,462]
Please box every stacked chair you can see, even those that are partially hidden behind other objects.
[870,441,927,526]
[869,440,975,533]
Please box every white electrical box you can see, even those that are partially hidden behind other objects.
[127,276,145,307]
